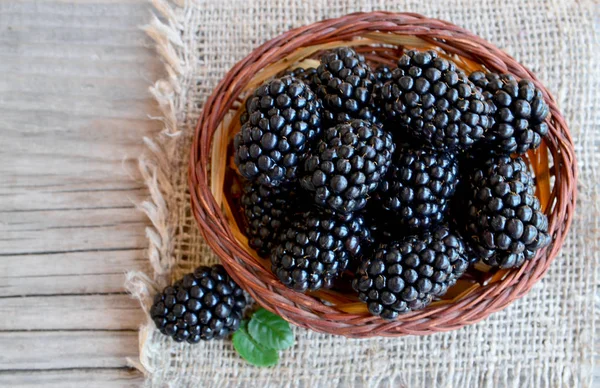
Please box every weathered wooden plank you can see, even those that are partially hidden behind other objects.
[0,368,144,388]
[0,295,145,330]
[0,250,146,278]
[1,273,141,297]
[1,207,145,230]
[0,189,144,212]
[0,0,162,384]
[0,249,149,296]
[0,229,145,255]
[0,219,147,255]
[0,331,139,370]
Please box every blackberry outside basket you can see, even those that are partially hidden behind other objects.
[188,12,576,338]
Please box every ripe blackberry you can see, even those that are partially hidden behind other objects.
[464,155,551,268]
[469,71,549,154]
[377,50,492,151]
[370,64,395,123]
[240,182,294,257]
[282,66,318,87]
[376,146,459,230]
[374,64,394,84]
[300,119,395,214]
[150,265,246,343]
[353,226,469,319]
[234,76,322,187]
[314,47,377,124]
[271,210,370,292]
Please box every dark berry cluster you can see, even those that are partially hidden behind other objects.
[231,46,552,319]
[151,265,246,343]
[282,66,317,88]
[301,120,395,214]
[463,155,550,268]
[314,47,378,125]
[469,71,549,154]
[377,50,492,151]
[234,75,321,187]
[376,146,459,230]
[240,182,293,257]
[271,210,370,291]
[353,226,469,319]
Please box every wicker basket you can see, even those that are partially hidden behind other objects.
[189,12,576,338]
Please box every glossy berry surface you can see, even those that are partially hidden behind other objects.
[464,155,551,268]
[377,50,492,151]
[314,47,378,125]
[240,182,294,257]
[150,265,246,343]
[301,119,395,214]
[353,226,469,319]
[469,71,549,154]
[271,210,370,292]
[376,146,459,230]
[234,76,321,187]
[282,66,318,88]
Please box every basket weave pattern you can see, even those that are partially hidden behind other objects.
[189,12,576,337]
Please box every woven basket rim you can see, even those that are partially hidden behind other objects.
[188,11,577,338]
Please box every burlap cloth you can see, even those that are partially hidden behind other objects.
[127,0,600,386]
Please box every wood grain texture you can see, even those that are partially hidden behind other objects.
[0,331,139,370]
[0,369,144,388]
[0,0,160,385]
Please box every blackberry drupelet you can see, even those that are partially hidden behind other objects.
[314,47,377,124]
[150,265,246,343]
[234,76,322,187]
[300,119,395,214]
[464,155,551,268]
[376,146,459,230]
[353,225,469,319]
[240,182,293,257]
[282,66,318,87]
[377,50,492,151]
[271,209,370,292]
[469,71,549,154]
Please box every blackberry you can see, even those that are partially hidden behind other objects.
[271,209,370,292]
[234,76,322,187]
[282,66,318,88]
[240,182,293,257]
[371,64,395,123]
[374,64,394,84]
[377,50,492,151]
[300,119,395,214]
[376,146,459,230]
[469,71,549,154]
[353,226,469,319]
[464,155,551,268]
[314,47,377,124]
[150,265,246,343]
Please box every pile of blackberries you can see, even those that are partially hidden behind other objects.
[234,47,552,319]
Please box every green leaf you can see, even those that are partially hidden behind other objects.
[248,308,294,350]
[232,321,279,367]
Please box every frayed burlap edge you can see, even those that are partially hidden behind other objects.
[125,0,188,377]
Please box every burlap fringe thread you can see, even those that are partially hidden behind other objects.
[125,0,188,376]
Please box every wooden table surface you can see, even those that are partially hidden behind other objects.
[1,0,158,385]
